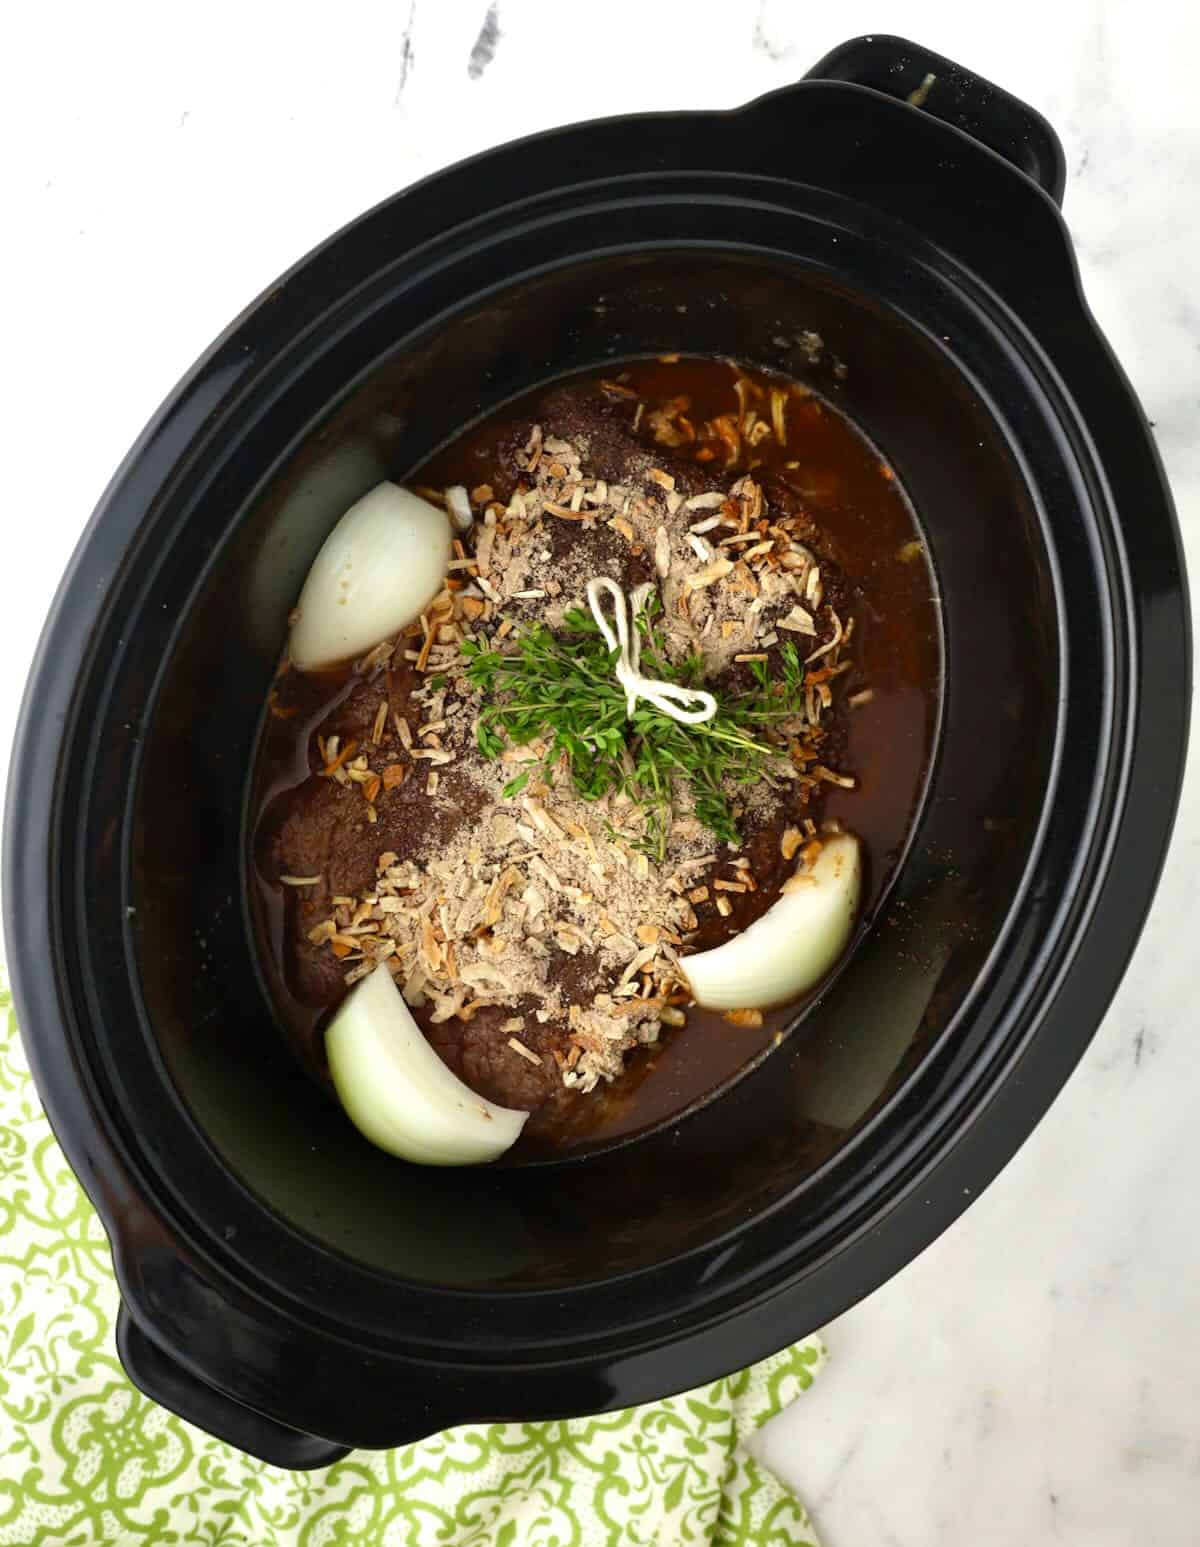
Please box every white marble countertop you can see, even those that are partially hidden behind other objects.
[4,2,1197,1541]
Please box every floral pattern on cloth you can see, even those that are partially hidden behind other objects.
[0,979,826,1546]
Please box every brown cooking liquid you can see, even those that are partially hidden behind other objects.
[249,358,940,1160]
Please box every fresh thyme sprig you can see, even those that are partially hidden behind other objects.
[461,595,806,862]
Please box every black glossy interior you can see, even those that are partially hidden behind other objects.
[130,252,1056,1287]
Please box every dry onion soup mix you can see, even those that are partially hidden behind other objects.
[250,356,940,1164]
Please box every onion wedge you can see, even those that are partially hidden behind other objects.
[289,481,451,671]
[681,832,861,1011]
[326,964,528,1164]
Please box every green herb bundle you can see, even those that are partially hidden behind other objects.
[461,595,806,862]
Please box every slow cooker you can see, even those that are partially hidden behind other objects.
[4,36,1189,1466]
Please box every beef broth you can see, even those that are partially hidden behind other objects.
[249,358,940,1159]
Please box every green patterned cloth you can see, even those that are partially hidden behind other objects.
[0,979,826,1546]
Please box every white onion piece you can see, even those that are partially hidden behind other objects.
[445,484,474,532]
[682,833,862,1011]
[247,440,389,656]
[326,964,528,1165]
[289,481,451,671]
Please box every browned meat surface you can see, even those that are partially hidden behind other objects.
[262,666,488,1006]
[426,1001,563,1109]
[530,385,714,496]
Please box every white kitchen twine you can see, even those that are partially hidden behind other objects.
[586,577,718,725]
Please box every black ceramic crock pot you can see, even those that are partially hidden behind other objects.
[4,36,1190,1468]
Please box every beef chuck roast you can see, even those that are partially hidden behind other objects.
[256,376,851,1119]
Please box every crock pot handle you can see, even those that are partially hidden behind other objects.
[117,1305,353,1469]
[805,35,1067,206]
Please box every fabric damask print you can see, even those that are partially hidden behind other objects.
[0,979,825,1547]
